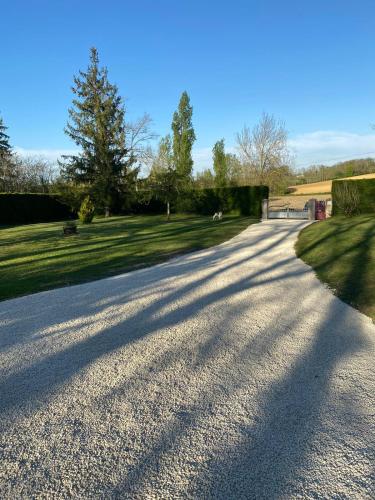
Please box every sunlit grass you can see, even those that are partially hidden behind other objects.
[0,214,257,301]
[296,215,375,321]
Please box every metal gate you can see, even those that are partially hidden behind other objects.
[268,206,309,220]
[264,198,328,221]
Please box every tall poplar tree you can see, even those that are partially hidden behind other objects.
[171,91,196,186]
[61,48,135,213]
[213,139,228,188]
[149,135,179,220]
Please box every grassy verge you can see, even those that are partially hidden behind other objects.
[0,214,256,301]
[295,215,375,321]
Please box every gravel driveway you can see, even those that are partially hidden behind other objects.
[0,220,374,499]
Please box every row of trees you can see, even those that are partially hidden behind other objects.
[1,47,295,216]
[294,158,375,185]
[60,48,198,216]
[1,116,58,193]
[195,114,293,194]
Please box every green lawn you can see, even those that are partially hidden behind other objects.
[0,214,256,301]
[296,215,375,321]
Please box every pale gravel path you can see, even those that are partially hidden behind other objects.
[0,220,374,499]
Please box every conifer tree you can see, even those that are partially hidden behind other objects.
[171,91,196,186]
[0,115,14,192]
[0,115,12,159]
[61,48,135,214]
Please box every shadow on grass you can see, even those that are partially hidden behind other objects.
[0,216,252,300]
[1,220,373,497]
[0,222,300,410]
[297,215,375,320]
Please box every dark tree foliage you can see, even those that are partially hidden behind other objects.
[0,194,73,225]
[172,91,196,186]
[60,48,136,213]
[0,115,12,158]
[0,114,15,192]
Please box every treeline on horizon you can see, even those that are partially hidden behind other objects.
[293,158,375,185]
[1,47,375,209]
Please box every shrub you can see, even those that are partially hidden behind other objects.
[0,193,73,225]
[333,181,360,216]
[332,179,375,215]
[63,220,78,235]
[78,196,95,224]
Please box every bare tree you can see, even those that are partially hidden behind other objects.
[126,113,157,164]
[19,156,58,192]
[0,154,58,192]
[236,113,290,186]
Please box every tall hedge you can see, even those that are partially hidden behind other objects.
[129,195,166,215]
[131,185,268,217]
[332,179,375,215]
[0,193,74,225]
[190,186,269,216]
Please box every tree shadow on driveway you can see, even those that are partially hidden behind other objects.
[1,220,374,497]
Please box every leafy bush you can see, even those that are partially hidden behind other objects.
[78,196,95,224]
[332,179,375,215]
[0,193,73,225]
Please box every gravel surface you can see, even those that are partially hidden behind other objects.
[0,220,374,499]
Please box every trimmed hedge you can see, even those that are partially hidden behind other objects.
[0,186,269,224]
[131,185,269,217]
[0,193,74,225]
[190,186,269,216]
[129,195,166,215]
[332,179,375,215]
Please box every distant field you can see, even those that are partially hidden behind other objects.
[288,172,375,195]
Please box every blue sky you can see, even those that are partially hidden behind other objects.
[2,0,375,171]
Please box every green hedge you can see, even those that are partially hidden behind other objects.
[332,179,375,215]
[0,186,268,224]
[132,185,268,217]
[0,193,74,225]
[129,195,166,214]
[188,185,269,217]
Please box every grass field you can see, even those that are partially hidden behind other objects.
[288,172,375,195]
[296,215,375,321]
[0,214,256,301]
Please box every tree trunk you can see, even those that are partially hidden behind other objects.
[166,201,170,221]
[105,206,110,218]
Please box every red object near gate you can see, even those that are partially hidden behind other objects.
[315,200,326,220]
